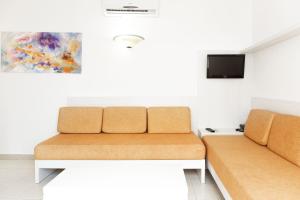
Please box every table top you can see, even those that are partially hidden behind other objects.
[43,164,188,200]
[198,128,244,137]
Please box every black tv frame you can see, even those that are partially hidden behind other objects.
[207,54,245,79]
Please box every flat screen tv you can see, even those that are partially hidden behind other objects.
[207,54,245,78]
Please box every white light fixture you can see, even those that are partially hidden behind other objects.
[113,35,145,48]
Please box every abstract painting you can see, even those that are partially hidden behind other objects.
[1,32,82,73]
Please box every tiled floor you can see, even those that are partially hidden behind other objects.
[0,160,224,200]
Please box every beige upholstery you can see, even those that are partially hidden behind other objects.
[58,107,103,134]
[34,133,205,160]
[244,109,275,145]
[102,107,147,133]
[147,107,191,133]
[268,114,300,167]
[203,135,300,200]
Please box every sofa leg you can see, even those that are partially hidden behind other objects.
[201,168,206,184]
[35,167,56,184]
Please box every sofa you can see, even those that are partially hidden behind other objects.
[203,109,300,200]
[34,106,206,183]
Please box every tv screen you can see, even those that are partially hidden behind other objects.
[207,54,245,78]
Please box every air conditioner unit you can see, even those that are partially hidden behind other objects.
[102,0,159,17]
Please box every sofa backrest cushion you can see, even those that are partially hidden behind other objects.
[102,107,147,133]
[244,109,275,145]
[267,114,300,167]
[147,107,191,133]
[58,107,103,134]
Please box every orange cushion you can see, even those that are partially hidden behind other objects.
[147,107,191,133]
[34,133,205,160]
[58,107,103,134]
[203,135,300,200]
[102,107,147,133]
[244,109,275,145]
[268,114,300,167]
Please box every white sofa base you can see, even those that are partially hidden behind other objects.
[35,159,206,184]
[207,160,232,200]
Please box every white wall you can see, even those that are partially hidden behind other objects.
[252,0,300,103]
[252,35,300,102]
[253,0,300,41]
[197,51,253,128]
[0,0,253,154]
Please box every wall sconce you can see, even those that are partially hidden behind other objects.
[113,35,145,48]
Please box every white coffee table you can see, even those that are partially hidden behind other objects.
[43,164,188,200]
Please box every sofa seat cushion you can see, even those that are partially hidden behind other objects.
[102,107,147,134]
[35,133,205,160]
[203,135,300,200]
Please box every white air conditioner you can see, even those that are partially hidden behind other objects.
[102,0,159,17]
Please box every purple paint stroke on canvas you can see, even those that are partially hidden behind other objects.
[38,32,61,50]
